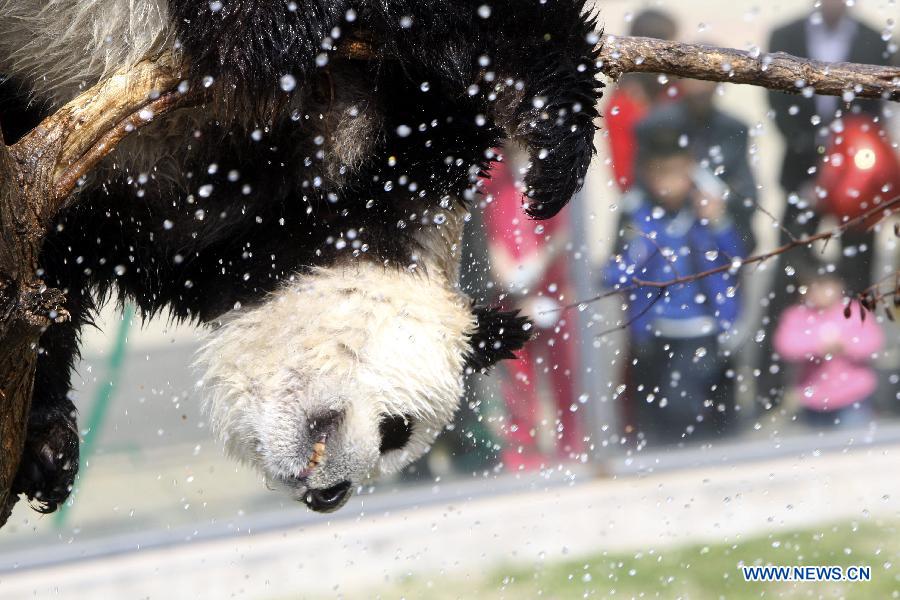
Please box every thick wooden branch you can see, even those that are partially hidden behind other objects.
[9,52,189,231]
[600,35,900,101]
[0,134,32,525]
[1,32,899,528]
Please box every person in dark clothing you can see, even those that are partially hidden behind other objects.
[769,1,889,196]
[758,0,891,406]
[635,77,758,252]
[766,0,889,291]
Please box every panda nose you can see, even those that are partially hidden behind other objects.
[303,481,352,513]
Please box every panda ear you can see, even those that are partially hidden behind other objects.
[465,307,533,373]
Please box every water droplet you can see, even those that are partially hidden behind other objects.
[279,74,297,92]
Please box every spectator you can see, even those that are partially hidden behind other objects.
[605,9,679,192]
[635,76,758,252]
[604,127,745,444]
[483,155,583,470]
[769,0,888,203]
[760,0,890,404]
[774,274,884,428]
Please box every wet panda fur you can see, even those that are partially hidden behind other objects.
[0,0,602,514]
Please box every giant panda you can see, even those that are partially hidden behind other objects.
[0,0,602,514]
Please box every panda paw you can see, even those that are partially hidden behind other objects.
[466,307,533,372]
[13,401,79,514]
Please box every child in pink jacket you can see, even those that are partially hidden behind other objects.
[774,274,884,427]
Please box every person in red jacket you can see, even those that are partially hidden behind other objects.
[483,155,583,470]
[605,9,679,191]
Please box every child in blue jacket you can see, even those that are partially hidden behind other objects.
[604,126,746,444]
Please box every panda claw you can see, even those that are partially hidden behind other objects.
[466,307,533,372]
[12,404,79,515]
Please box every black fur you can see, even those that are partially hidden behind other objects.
[169,0,350,94]
[466,307,532,372]
[365,0,603,218]
[170,0,603,216]
[4,0,603,512]
[12,395,79,514]
[0,76,45,143]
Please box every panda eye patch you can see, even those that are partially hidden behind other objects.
[379,414,414,454]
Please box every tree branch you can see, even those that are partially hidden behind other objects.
[600,35,900,101]
[8,52,190,230]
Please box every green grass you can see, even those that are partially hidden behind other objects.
[350,520,900,599]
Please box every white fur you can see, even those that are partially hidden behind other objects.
[196,256,475,494]
[195,203,474,499]
[0,0,171,106]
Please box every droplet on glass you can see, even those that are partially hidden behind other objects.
[279,74,297,92]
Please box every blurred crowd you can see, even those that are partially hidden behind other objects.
[436,0,900,475]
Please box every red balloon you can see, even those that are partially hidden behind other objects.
[816,115,900,228]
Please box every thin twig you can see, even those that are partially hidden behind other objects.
[594,288,666,338]
[757,201,799,244]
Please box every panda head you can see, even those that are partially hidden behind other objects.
[195,260,477,513]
